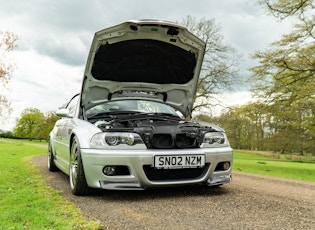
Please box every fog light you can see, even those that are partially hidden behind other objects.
[214,161,231,171]
[103,166,116,176]
[223,162,230,170]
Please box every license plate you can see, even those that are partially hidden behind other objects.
[154,155,205,169]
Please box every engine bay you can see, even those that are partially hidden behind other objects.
[91,113,216,149]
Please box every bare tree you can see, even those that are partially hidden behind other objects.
[260,0,313,19]
[0,31,18,121]
[180,16,241,115]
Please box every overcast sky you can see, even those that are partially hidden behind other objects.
[0,0,292,131]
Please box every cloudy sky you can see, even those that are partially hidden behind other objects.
[0,0,292,131]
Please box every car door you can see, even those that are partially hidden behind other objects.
[54,95,79,169]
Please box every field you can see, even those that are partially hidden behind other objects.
[233,151,315,182]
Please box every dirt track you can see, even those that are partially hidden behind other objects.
[32,155,315,229]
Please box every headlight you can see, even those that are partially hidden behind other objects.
[202,132,229,147]
[105,134,120,146]
[105,133,135,146]
[90,132,145,149]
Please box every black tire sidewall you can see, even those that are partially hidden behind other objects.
[48,142,58,172]
[70,137,92,196]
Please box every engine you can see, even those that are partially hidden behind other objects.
[93,116,214,149]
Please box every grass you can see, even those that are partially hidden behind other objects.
[233,151,315,182]
[0,139,102,230]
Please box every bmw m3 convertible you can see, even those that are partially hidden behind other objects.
[48,20,233,195]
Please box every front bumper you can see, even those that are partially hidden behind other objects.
[80,147,233,190]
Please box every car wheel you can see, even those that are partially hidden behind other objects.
[48,143,59,172]
[69,138,93,196]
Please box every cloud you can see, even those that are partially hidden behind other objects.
[2,0,290,67]
[34,33,89,66]
[1,49,83,130]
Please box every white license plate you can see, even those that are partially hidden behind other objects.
[154,155,205,169]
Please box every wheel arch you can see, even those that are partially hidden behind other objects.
[69,133,77,154]
[48,134,56,155]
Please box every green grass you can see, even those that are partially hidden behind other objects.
[0,139,102,230]
[233,151,315,182]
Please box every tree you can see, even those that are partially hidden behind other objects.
[252,0,315,104]
[180,16,241,115]
[34,112,59,141]
[14,108,44,140]
[248,0,315,154]
[14,108,59,141]
[210,107,252,149]
[260,0,313,19]
[264,97,315,154]
[0,31,18,120]
[212,103,267,150]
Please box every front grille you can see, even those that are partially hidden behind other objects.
[149,133,198,149]
[175,134,197,148]
[143,163,210,181]
[150,134,173,148]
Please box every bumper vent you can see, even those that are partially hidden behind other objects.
[143,163,210,181]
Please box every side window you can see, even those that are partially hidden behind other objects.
[66,94,79,117]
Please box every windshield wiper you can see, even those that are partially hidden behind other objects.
[148,112,182,119]
[123,112,183,121]
[87,110,141,119]
[87,110,183,123]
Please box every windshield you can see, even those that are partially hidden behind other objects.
[86,99,180,117]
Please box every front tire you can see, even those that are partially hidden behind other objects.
[69,138,93,196]
[48,142,58,172]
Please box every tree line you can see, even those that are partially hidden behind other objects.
[199,100,315,155]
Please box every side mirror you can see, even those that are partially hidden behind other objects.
[56,108,71,118]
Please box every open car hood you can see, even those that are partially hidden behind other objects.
[81,20,206,117]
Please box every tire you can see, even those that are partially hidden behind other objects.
[69,138,93,196]
[48,143,59,172]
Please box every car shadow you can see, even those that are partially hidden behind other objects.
[91,184,231,201]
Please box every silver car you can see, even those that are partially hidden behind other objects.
[48,20,233,195]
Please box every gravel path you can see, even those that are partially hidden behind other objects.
[32,155,315,230]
